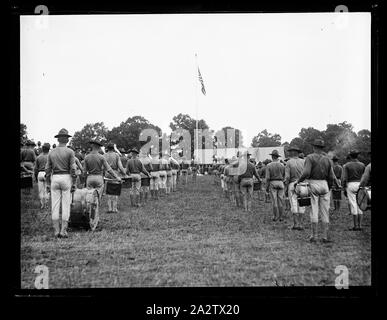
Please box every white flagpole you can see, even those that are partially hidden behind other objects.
[195,53,199,163]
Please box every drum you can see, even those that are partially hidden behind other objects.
[356,187,371,211]
[295,182,311,207]
[253,180,261,191]
[20,172,33,189]
[122,177,132,189]
[69,188,99,231]
[332,188,342,200]
[105,180,122,196]
[141,177,150,187]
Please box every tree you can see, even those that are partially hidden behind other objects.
[251,129,281,147]
[169,113,210,156]
[355,129,371,165]
[297,127,325,155]
[20,123,28,145]
[71,122,109,150]
[106,116,162,151]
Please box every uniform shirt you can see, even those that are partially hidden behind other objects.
[298,152,334,185]
[34,153,48,176]
[21,148,36,163]
[75,152,84,162]
[159,158,170,170]
[120,156,128,168]
[84,152,113,175]
[126,158,149,175]
[285,157,305,184]
[140,156,153,172]
[342,159,366,186]
[45,146,76,176]
[239,162,260,180]
[359,163,371,187]
[104,151,125,173]
[333,164,343,180]
[258,166,266,179]
[151,157,161,171]
[265,160,285,181]
[181,161,190,169]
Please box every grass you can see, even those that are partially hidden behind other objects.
[20,175,371,288]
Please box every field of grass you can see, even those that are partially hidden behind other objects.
[20,175,371,288]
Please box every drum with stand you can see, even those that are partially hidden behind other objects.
[295,182,311,207]
[69,188,99,231]
[356,187,371,211]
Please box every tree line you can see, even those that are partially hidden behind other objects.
[21,116,370,165]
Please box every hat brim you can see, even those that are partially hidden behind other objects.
[288,148,301,152]
[269,153,281,157]
[55,134,72,138]
[89,141,103,146]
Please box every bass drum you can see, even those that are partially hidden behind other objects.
[356,187,371,211]
[69,188,99,231]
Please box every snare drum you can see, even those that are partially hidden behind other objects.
[141,177,150,187]
[332,188,342,200]
[122,177,132,189]
[20,172,33,189]
[253,180,261,191]
[105,180,122,196]
[295,182,311,207]
[356,187,371,211]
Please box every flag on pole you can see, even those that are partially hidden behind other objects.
[197,67,206,95]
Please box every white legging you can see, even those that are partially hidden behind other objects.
[37,171,49,205]
[159,171,167,189]
[51,174,72,221]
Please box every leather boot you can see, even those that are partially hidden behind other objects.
[53,219,60,238]
[60,220,68,238]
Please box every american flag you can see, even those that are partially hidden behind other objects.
[197,67,206,95]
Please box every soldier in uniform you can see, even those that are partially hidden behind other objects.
[342,150,366,231]
[331,155,343,212]
[45,129,77,238]
[139,151,153,205]
[34,143,50,209]
[284,145,305,230]
[150,152,161,200]
[297,139,337,243]
[104,143,127,213]
[126,148,151,207]
[265,150,285,222]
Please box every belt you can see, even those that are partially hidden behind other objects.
[38,170,45,172]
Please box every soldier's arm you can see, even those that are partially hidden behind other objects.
[298,157,311,183]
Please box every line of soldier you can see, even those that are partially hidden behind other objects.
[20,128,200,238]
[212,139,371,243]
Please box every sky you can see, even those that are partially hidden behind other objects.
[20,13,371,147]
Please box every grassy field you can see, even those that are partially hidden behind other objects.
[20,175,371,288]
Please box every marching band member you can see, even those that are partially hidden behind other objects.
[139,151,153,205]
[191,159,198,183]
[126,148,151,207]
[342,150,366,231]
[34,143,50,210]
[297,139,336,243]
[150,153,161,199]
[284,145,305,230]
[239,152,261,212]
[170,155,180,192]
[104,143,127,213]
[265,150,285,222]
[84,140,122,206]
[164,153,173,194]
[21,140,37,194]
[119,148,128,169]
[45,129,77,238]
[180,156,190,185]
[359,153,371,188]
[68,146,84,189]
[331,155,343,212]
[229,156,240,207]
[158,153,168,195]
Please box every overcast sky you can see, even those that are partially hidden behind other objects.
[20,13,371,147]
